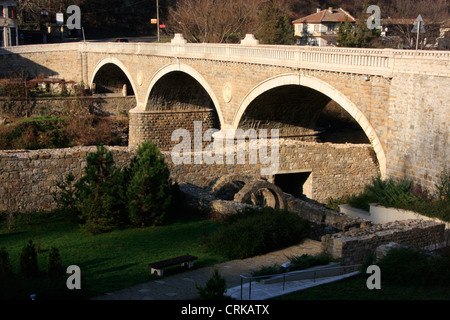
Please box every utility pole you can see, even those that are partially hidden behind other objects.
[156,0,160,42]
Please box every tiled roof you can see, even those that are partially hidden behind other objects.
[293,8,356,24]
[380,18,416,25]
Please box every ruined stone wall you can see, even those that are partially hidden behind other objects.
[321,219,446,265]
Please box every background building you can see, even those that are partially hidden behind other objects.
[293,7,356,46]
[0,0,18,46]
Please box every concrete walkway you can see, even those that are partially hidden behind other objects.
[92,238,327,300]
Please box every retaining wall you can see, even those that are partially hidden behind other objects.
[321,219,446,265]
[0,139,378,212]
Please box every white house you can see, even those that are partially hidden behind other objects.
[0,0,18,46]
[292,7,356,46]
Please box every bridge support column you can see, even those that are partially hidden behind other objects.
[128,106,147,148]
[129,106,220,151]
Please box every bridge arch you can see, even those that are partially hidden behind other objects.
[90,57,138,101]
[144,63,224,128]
[232,73,386,177]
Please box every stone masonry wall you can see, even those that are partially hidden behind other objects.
[0,46,83,82]
[2,43,449,197]
[321,219,446,265]
[0,140,378,213]
[386,73,450,190]
[129,109,219,151]
[0,146,135,212]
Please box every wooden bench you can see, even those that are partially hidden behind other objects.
[148,254,198,277]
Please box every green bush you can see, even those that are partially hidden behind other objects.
[20,240,38,278]
[54,143,176,234]
[326,172,450,222]
[288,253,334,271]
[127,141,174,226]
[0,116,70,150]
[196,269,231,300]
[75,145,129,234]
[377,247,450,286]
[0,246,13,283]
[48,247,64,284]
[251,253,335,277]
[53,173,78,214]
[436,166,450,201]
[205,207,309,259]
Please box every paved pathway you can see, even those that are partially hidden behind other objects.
[92,238,323,300]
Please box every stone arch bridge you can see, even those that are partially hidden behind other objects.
[1,34,449,201]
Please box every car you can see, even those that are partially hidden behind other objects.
[115,38,129,42]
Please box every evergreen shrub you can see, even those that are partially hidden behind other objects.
[377,247,450,286]
[55,142,176,234]
[76,145,129,234]
[48,247,64,284]
[0,246,13,282]
[196,269,231,300]
[205,207,309,259]
[20,240,38,278]
[127,141,174,226]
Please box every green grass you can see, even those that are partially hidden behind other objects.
[0,210,224,300]
[274,274,450,300]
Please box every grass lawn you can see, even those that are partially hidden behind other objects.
[274,274,450,300]
[3,209,450,301]
[0,210,224,300]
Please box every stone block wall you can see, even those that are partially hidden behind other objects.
[0,146,135,212]
[129,108,219,150]
[386,72,450,190]
[321,219,446,265]
[0,139,378,213]
[0,45,83,82]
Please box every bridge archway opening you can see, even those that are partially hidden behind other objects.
[147,71,221,129]
[234,74,385,201]
[274,171,312,199]
[91,63,135,96]
[238,84,369,144]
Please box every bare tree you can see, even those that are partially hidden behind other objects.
[16,0,86,30]
[167,0,264,43]
[381,0,449,48]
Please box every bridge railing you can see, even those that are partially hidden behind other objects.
[4,41,450,77]
[80,41,449,77]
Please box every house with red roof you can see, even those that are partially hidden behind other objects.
[292,7,356,46]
